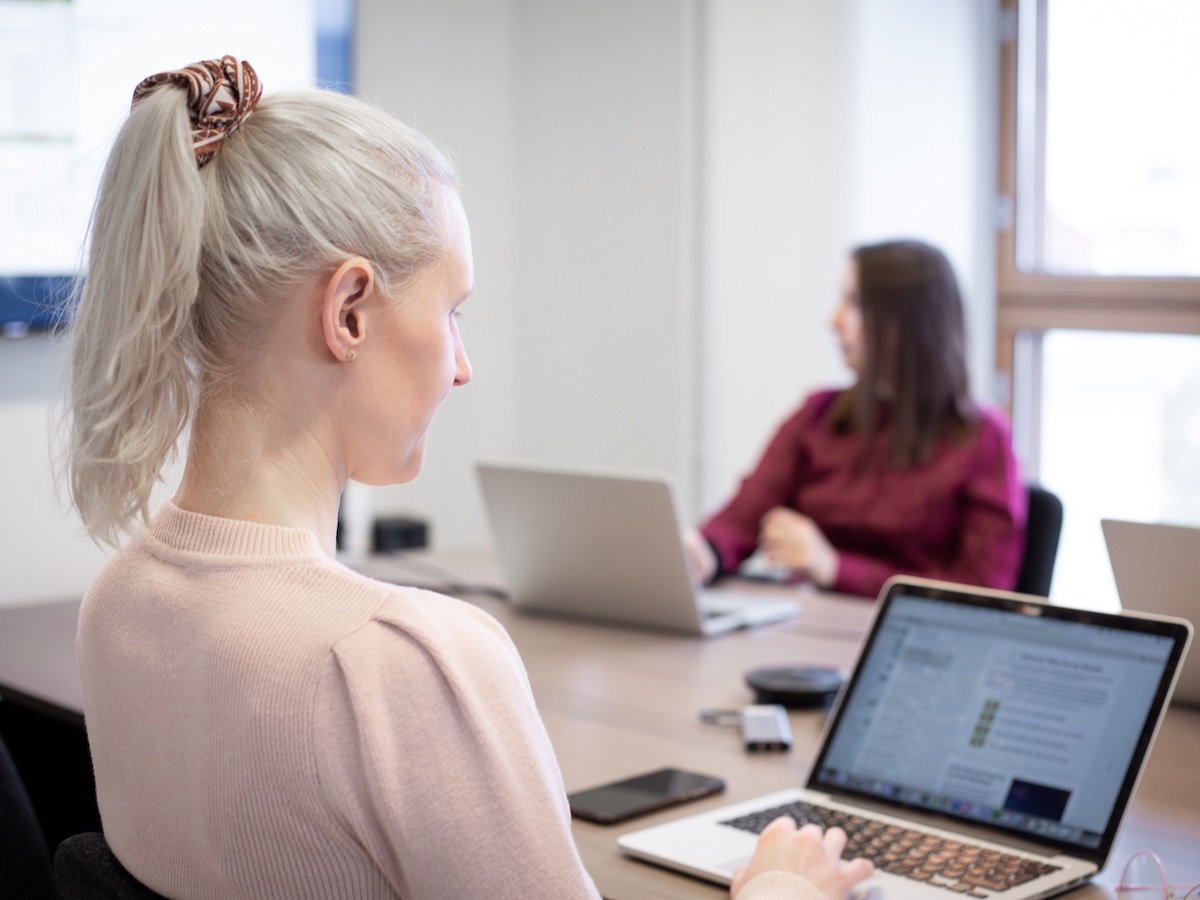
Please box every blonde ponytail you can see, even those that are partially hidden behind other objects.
[68,87,204,546]
[67,68,455,546]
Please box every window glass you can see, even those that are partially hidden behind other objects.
[1018,0,1200,276]
[1037,330,1200,609]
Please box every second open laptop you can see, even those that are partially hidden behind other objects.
[1102,518,1200,706]
[475,462,800,636]
[618,576,1191,899]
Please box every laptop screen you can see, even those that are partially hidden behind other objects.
[809,584,1188,859]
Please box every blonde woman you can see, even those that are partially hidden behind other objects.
[66,57,871,898]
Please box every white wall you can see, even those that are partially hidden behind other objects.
[508,0,701,485]
[0,337,110,605]
[0,0,998,604]
[700,0,859,510]
[848,0,1000,409]
[359,0,997,535]
[356,0,520,551]
[358,0,704,539]
[700,0,999,510]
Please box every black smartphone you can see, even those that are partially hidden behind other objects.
[567,767,726,825]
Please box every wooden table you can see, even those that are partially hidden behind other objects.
[358,552,1200,899]
[2,552,1197,898]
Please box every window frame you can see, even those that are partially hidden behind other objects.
[995,0,1200,440]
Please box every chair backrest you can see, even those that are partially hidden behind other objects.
[55,832,167,899]
[0,732,58,899]
[1015,483,1064,597]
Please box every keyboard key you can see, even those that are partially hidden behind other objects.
[720,800,1061,895]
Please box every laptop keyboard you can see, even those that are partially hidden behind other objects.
[721,800,1061,896]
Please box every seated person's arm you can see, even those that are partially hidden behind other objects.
[315,603,599,899]
[756,508,839,587]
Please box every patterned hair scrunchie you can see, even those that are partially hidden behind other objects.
[132,56,262,168]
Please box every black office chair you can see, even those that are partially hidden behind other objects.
[1014,483,1064,597]
[0,732,58,899]
[55,832,167,899]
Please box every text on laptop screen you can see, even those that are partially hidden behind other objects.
[813,593,1176,851]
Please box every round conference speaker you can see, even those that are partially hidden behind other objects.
[745,665,845,708]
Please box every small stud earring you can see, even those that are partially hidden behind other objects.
[345,350,356,362]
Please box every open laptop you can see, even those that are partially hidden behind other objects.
[1102,518,1200,707]
[476,462,800,636]
[619,577,1191,898]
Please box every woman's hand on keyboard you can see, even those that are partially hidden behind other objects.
[731,816,874,899]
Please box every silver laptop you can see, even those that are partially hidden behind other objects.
[476,462,800,636]
[1102,518,1200,707]
[619,576,1191,898]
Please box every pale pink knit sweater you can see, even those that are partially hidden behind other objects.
[77,502,823,900]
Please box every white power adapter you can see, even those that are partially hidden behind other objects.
[740,704,793,752]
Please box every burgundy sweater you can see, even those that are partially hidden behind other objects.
[702,390,1027,598]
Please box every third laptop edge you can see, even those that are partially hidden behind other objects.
[1101,518,1200,707]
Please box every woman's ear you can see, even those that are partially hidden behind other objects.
[320,258,375,362]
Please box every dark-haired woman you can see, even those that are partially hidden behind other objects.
[686,240,1026,599]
